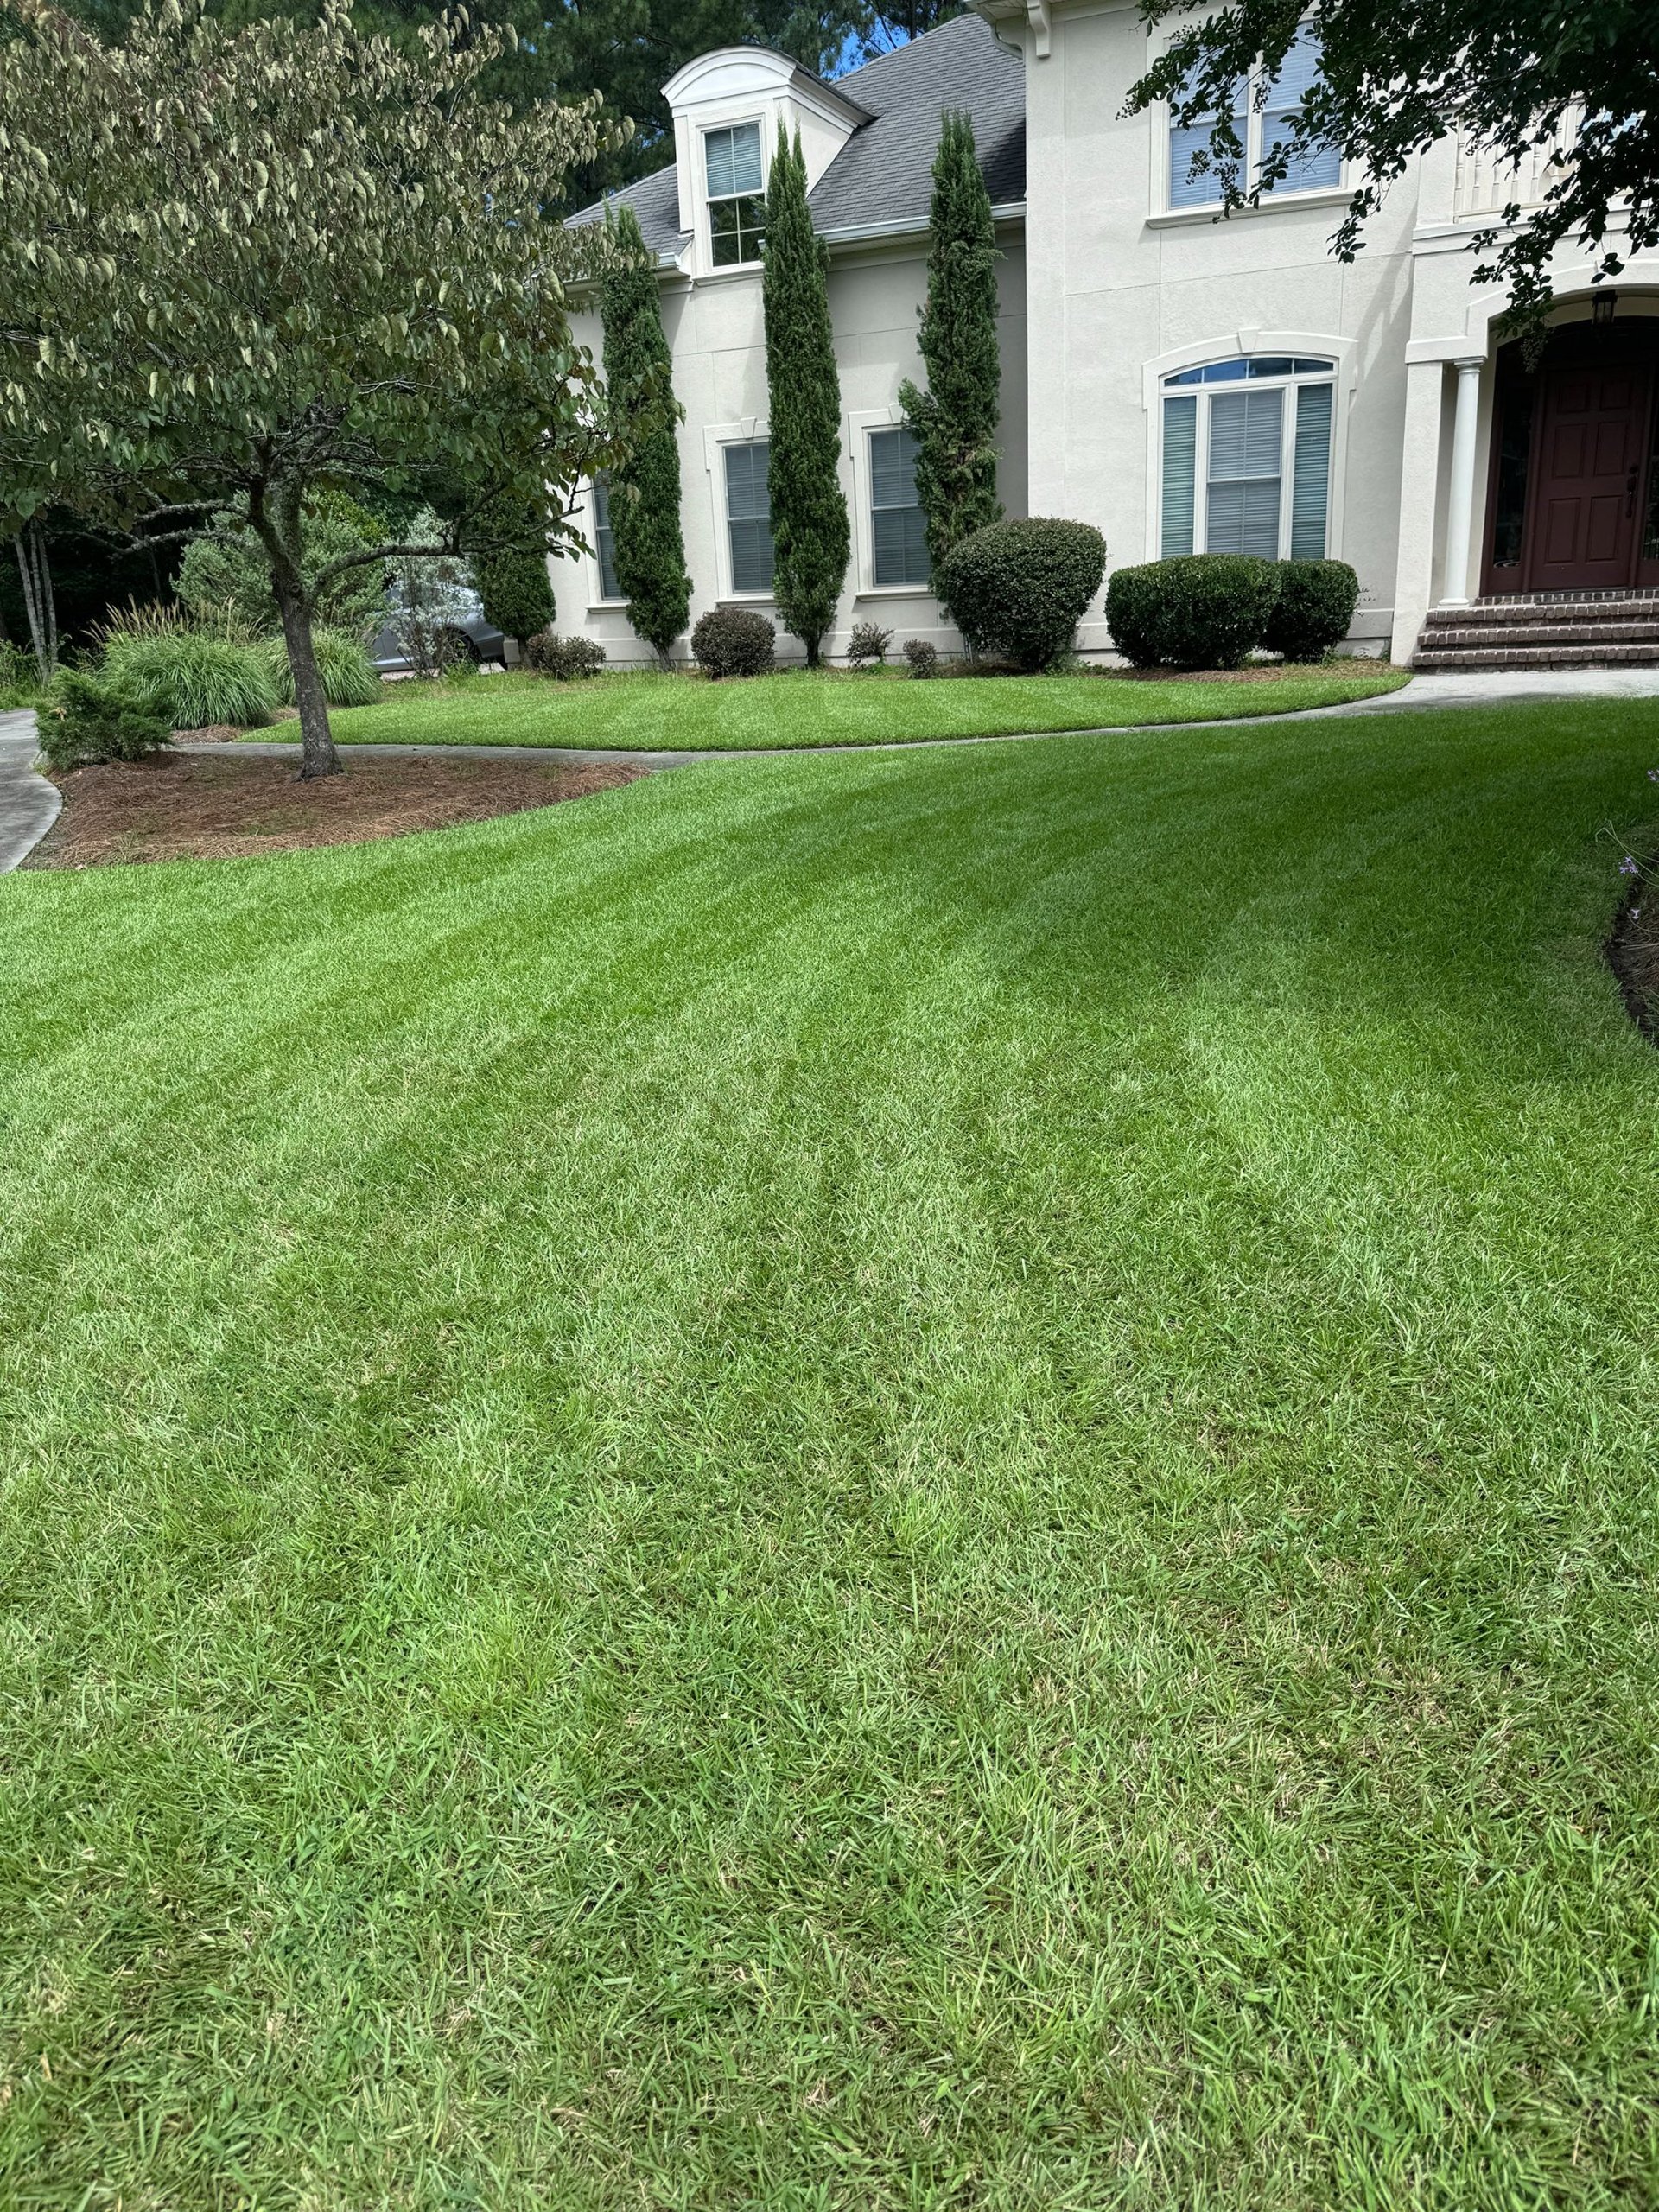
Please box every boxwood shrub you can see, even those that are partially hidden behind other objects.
[938,518,1107,672]
[691,606,775,680]
[524,632,607,682]
[1262,559,1360,663]
[1105,554,1283,671]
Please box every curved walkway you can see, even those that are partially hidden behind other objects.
[183,666,1659,772]
[8,667,1659,875]
[0,709,60,872]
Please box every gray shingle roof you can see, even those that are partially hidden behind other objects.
[571,11,1024,257]
[808,13,1026,234]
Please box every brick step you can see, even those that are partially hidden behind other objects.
[1423,594,1659,630]
[1423,620,1659,650]
[1413,640,1659,671]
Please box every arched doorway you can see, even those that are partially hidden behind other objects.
[1482,314,1659,597]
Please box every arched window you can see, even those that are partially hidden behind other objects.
[1160,355,1336,559]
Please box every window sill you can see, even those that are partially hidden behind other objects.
[717,593,776,606]
[1147,185,1351,230]
[588,598,629,611]
[856,582,934,600]
[693,260,765,285]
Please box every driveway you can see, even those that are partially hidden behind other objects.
[0,709,58,872]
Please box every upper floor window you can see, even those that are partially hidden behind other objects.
[593,476,620,600]
[869,426,930,586]
[1160,355,1335,561]
[1166,27,1340,210]
[706,123,766,268]
[724,439,774,593]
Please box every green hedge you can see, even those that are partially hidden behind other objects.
[1262,560,1361,663]
[937,518,1106,672]
[1105,555,1283,671]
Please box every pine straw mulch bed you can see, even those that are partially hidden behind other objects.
[25,747,645,869]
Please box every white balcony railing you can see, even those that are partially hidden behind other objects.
[1453,112,1581,222]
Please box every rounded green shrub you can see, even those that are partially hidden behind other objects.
[37,669,170,769]
[1105,555,1283,671]
[937,518,1106,672]
[1262,559,1360,664]
[260,630,385,708]
[690,607,775,680]
[524,632,607,682]
[99,609,278,729]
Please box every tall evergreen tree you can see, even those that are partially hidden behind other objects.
[601,204,691,662]
[899,111,1002,598]
[761,124,849,670]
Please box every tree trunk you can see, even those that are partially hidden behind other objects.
[273,575,339,779]
[14,519,58,683]
[804,635,821,671]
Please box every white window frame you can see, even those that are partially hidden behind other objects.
[847,403,932,599]
[587,477,625,608]
[1140,333,1357,564]
[702,418,776,603]
[1156,25,1345,218]
[702,118,768,271]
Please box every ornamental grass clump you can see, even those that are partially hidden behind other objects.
[98,607,278,729]
[938,518,1106,672]
[258,629,384,709]
[1106,554,1283,670]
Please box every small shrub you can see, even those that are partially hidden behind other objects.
[36,669,170,769]
[0,640,41,709]
[847,621,893,668]
[259,630,385,709]
[524,632,608,682]
[98,606,278,728]
[904,638,939,679]
[1262,559,1360,663]
[691,606,775,680]
[937,518,1106,673]
[1105,555,1283,671]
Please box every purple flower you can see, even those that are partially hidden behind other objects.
[1620,856,1641,876]
[1649,769,1659,782]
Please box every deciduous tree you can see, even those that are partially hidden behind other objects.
[0,0,620,774]
[761,124,849,669]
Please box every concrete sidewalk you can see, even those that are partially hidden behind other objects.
[185,664,1659,768]
[0,709,59,873]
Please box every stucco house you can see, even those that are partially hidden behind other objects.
[566,3,1659,671]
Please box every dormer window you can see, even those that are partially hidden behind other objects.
[705,122,766,267]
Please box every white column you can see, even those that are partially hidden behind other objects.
[1439,356,1486,607]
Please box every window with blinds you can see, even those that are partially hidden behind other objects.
[1159,357,1336,562]
[706,124,766,268]
[1166,28,1340,208]
[869,426,930,586]
[594,477,620,600]
[724,441,774,594]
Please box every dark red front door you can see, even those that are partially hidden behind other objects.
[1525,362,1651,590]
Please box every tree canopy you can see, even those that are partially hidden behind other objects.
[53,0,969,198]
[1128,0,1658,321]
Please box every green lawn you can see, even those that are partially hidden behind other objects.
[3,699,1658,2207]
[321,661,1409,750]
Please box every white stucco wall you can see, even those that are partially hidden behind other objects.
[1015,0,1421,656]
[564,230,1028,665]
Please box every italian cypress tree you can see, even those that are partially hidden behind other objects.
[899,111,1002,597]
[601,204,691,661]
[474,537,556,652]
[761,125,849,669]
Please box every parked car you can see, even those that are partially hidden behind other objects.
[370,583,508,674]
